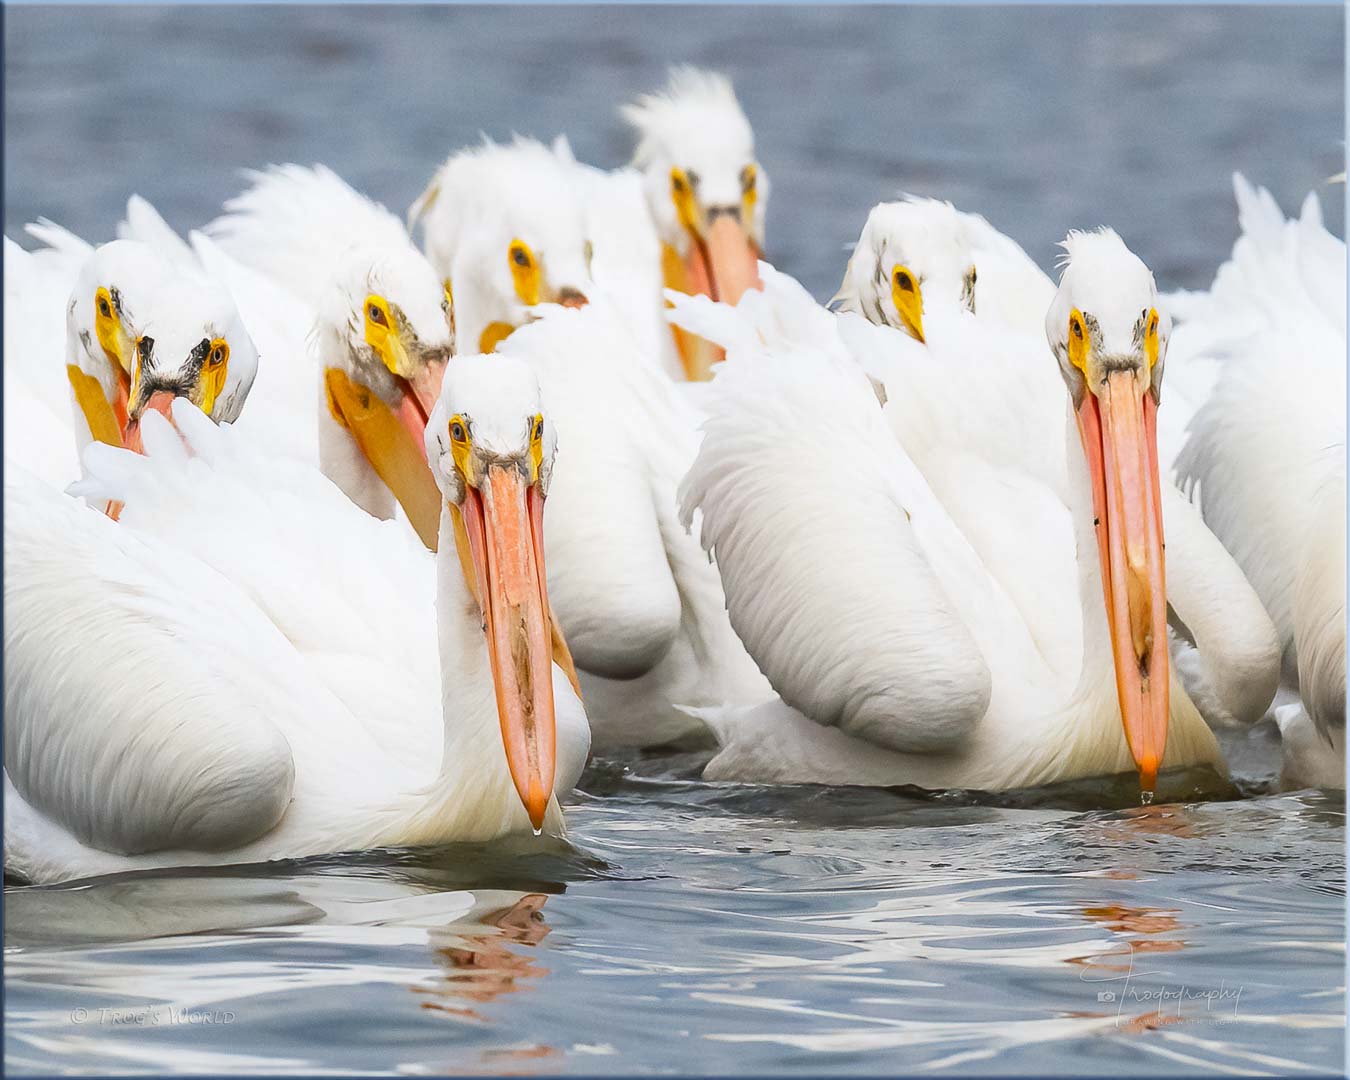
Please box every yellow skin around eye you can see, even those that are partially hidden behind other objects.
[445,415,479,605]
[508,239,540,307]
[890,265,926,344]
[529,415,544,483]
[448,414,474,484]
[93,287,132,375]
[196,340,230,416]
[1144,307,1160,369]
[669,168,699,234]
[1068,308,1090,373]
[741,165,757,228]
[364,293,412,378]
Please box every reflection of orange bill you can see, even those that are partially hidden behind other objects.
[1076,370,1169,790]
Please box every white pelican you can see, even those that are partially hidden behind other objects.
[191,165,453,549]
[670,235,1280,793]
[4,354,589,885]
[1172,175,1346,790]
[4,231,260,493]
[491,302,771,747]
[409,138,770,746]
[409,137,593,355]
[831,196,1055,342]
[623,66,766,379]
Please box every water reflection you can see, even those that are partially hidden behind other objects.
[1077,904,1187,959]
[416,892,553,1022]
[3,796,1343,1075]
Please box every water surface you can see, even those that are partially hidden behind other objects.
[4,5,1345,295]
[6,753,1345,1074]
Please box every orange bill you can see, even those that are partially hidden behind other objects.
[67,364,130,448]
[325,367,444,551]
[459,464,557,831]
[121,389,177,457]
[663,216,763,382]
[1076,371,1170,790]
[703,213,761,309]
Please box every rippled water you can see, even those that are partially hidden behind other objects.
[6,756,1346,1074]
[4,5,1346,1075]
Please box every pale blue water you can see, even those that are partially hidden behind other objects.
[4,5,1346,1076]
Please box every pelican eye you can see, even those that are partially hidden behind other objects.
[1144,306,1162,369]
[670,168,701,233]
[741,164,757,194]
[449,418,467,443]
[196,338,231,416]
[529,413,545,481]
[1066,308,1091,374]
[894,269,915,292]
[368,302,388,326]
[507,239,541,306]
[98,298,111,317]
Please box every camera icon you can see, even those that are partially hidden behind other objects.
[1097,991,1116,1002]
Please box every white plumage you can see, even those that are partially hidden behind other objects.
[5,356,589,885]
[623,66,768,258]
[4,235,86,488]
[554,134,683,379]
[204,165,453,541]
[493,302,771,747]
[415,133,775,744]
[833,196,1054,342]
[113,195,322,468]
[1173,174,1346,789]
[409,136,594,353]
[622,67,768,380]
[5,225,262,495]
[671,254,1280,791]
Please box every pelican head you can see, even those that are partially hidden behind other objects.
[624,67,766,311]
[64,240,256,451]
[315,244,454,548]
[410,137,593,356]
[426,354,559,831]
[1046,228,1172,790]
[63,241,259,454]
[832,199,977,343]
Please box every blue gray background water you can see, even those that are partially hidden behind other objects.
[4,5,1346,1075]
